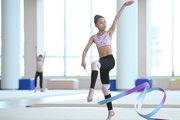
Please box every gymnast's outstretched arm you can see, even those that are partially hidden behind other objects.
[108,0,134,38]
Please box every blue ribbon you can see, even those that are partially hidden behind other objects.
[97,82,167,120]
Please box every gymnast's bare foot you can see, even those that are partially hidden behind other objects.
[87,88,94,102]
[106,110,115,120]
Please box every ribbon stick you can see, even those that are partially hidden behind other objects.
[98,82,167,120]
[85,69,89,76]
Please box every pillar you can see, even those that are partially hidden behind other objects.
[24,0,44,78]
[116,0,138,90]
[138,0,151,77]
[1,0,21,89]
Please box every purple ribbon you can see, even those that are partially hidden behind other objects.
[97,82,167,120]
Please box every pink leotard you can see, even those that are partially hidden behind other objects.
[94,31,112,49]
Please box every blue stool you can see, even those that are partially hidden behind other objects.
[19,78,35,90]
[110,79,116,91]
[135,78,152,91]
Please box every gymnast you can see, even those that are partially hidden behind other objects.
[81,1,134,119]
[34,45,46,92]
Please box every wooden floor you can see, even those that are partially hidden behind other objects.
[0,89,180,120]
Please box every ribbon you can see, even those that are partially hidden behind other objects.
[97,82,167,120]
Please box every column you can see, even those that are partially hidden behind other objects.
[1,0,21,89]
[24,0,44,78]
[138,0,151,77]
[116,0,138,90]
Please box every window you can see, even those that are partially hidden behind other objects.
[173,0,180,76]
[44,0,116,76]
[151,0,180,76]
[65,0,91,76]
[44,0,64,76]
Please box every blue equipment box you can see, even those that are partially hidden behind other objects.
[135,78,152,91]
[19,78,34,90]
[110,79,116,91]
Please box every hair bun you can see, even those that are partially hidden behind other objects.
[94,14,103,24]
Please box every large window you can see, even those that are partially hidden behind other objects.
[151,0,180,76]
[65,0,91,76]
[44,0,64,76]
[44,0,116,76]
[173,0,180,76]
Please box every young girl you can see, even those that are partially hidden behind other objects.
[81,1,134,119]
[34,46,46,92]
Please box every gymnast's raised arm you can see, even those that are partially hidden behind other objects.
[108,0,134,38]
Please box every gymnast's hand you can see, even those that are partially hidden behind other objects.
[123,0,134,6]
[81,61,86,70]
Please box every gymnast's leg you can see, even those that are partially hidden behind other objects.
[87,60,101,102]
[39,72,44,92]
[34,72,39,93]
[100,69,115,120]
[99,55,115,120]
